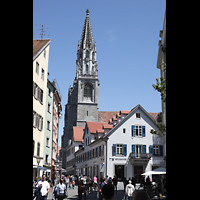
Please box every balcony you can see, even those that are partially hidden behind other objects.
[129,152,151,160]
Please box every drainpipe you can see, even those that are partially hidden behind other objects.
[103,137,108,177]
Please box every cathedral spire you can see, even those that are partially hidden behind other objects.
[80,8,94,49]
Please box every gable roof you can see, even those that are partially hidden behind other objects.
[103,104,159,139]
[73,126,84,143]
[33,39,51,60]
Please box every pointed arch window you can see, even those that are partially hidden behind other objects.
[86,50,90,58]
[84,83,92,99]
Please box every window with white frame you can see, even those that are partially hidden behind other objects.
[116,144,123,155]
[153,145,159,156]
[135,125,142,136]
[135,145,142,158]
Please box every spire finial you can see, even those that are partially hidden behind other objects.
[86,8,89,15]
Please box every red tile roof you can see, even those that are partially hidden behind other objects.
[87,121,109,134]
[33,39,51,58]
[148,113,159,121]
[96,129,104,133]
[120,110,130,115]
[103,125,113,129]
[73,126,84,142]
[98,111,119,123]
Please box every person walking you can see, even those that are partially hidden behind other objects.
[101,184,115,200]
[56,179,66,200]
[112,175,118,193]
[37,174,50,200]
[125,180,135,200]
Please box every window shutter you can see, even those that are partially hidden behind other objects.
[142,126,146,137]
[142,145,146,153]
[123,144,127,156]
[132,145,135,158]
[149,145,153,156]
[159,145,163,156]
[112,144,116,156]
[132,125,135,137]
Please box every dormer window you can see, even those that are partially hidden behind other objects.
[136,113,141,118]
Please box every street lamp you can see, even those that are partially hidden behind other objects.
[36,156,43,178]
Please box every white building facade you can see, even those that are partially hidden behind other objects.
[71,104,163,182]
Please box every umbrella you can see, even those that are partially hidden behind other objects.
[141,167,166,175]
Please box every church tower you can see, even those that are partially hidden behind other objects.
[62,9,100,150]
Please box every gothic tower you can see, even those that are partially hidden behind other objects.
[62,9,100,152]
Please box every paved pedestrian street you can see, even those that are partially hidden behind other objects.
[47,182,127,200]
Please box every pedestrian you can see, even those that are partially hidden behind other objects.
[93,175,98,190]
[56,179,66,200]
[101,183,114,200]
[72,179,75,189]
[66,175,69,190]
[133,191,150,200]
[99,178,107,200]
[78,178,82,200]
[37,174,50,200]
[125,180,135,200]
[112,175,118,193]
[34,183,42,200]
[53,175,58,187]
[131,177,136,188]
[123,177,128,193]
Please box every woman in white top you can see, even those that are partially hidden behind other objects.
[57,179,66,200]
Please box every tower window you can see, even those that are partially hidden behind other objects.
[86,50,89,58]
[84,83,92,98]
[86,65,89,74]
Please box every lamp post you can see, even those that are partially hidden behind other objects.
[36,156,43,178]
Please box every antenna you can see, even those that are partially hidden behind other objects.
[34,24,49,39]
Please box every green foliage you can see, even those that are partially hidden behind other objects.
[151,63,166,136]
[150,122,166,136]
[152,63,166,103]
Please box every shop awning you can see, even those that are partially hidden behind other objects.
[33,165,47,171]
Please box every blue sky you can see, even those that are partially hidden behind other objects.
[33,0,166,147]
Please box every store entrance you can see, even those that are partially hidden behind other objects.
[115,165,124,181]
[134,165,143,183]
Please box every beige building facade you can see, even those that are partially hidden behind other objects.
[33,39,51,178]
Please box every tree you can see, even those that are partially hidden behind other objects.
[151,63,166,135]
